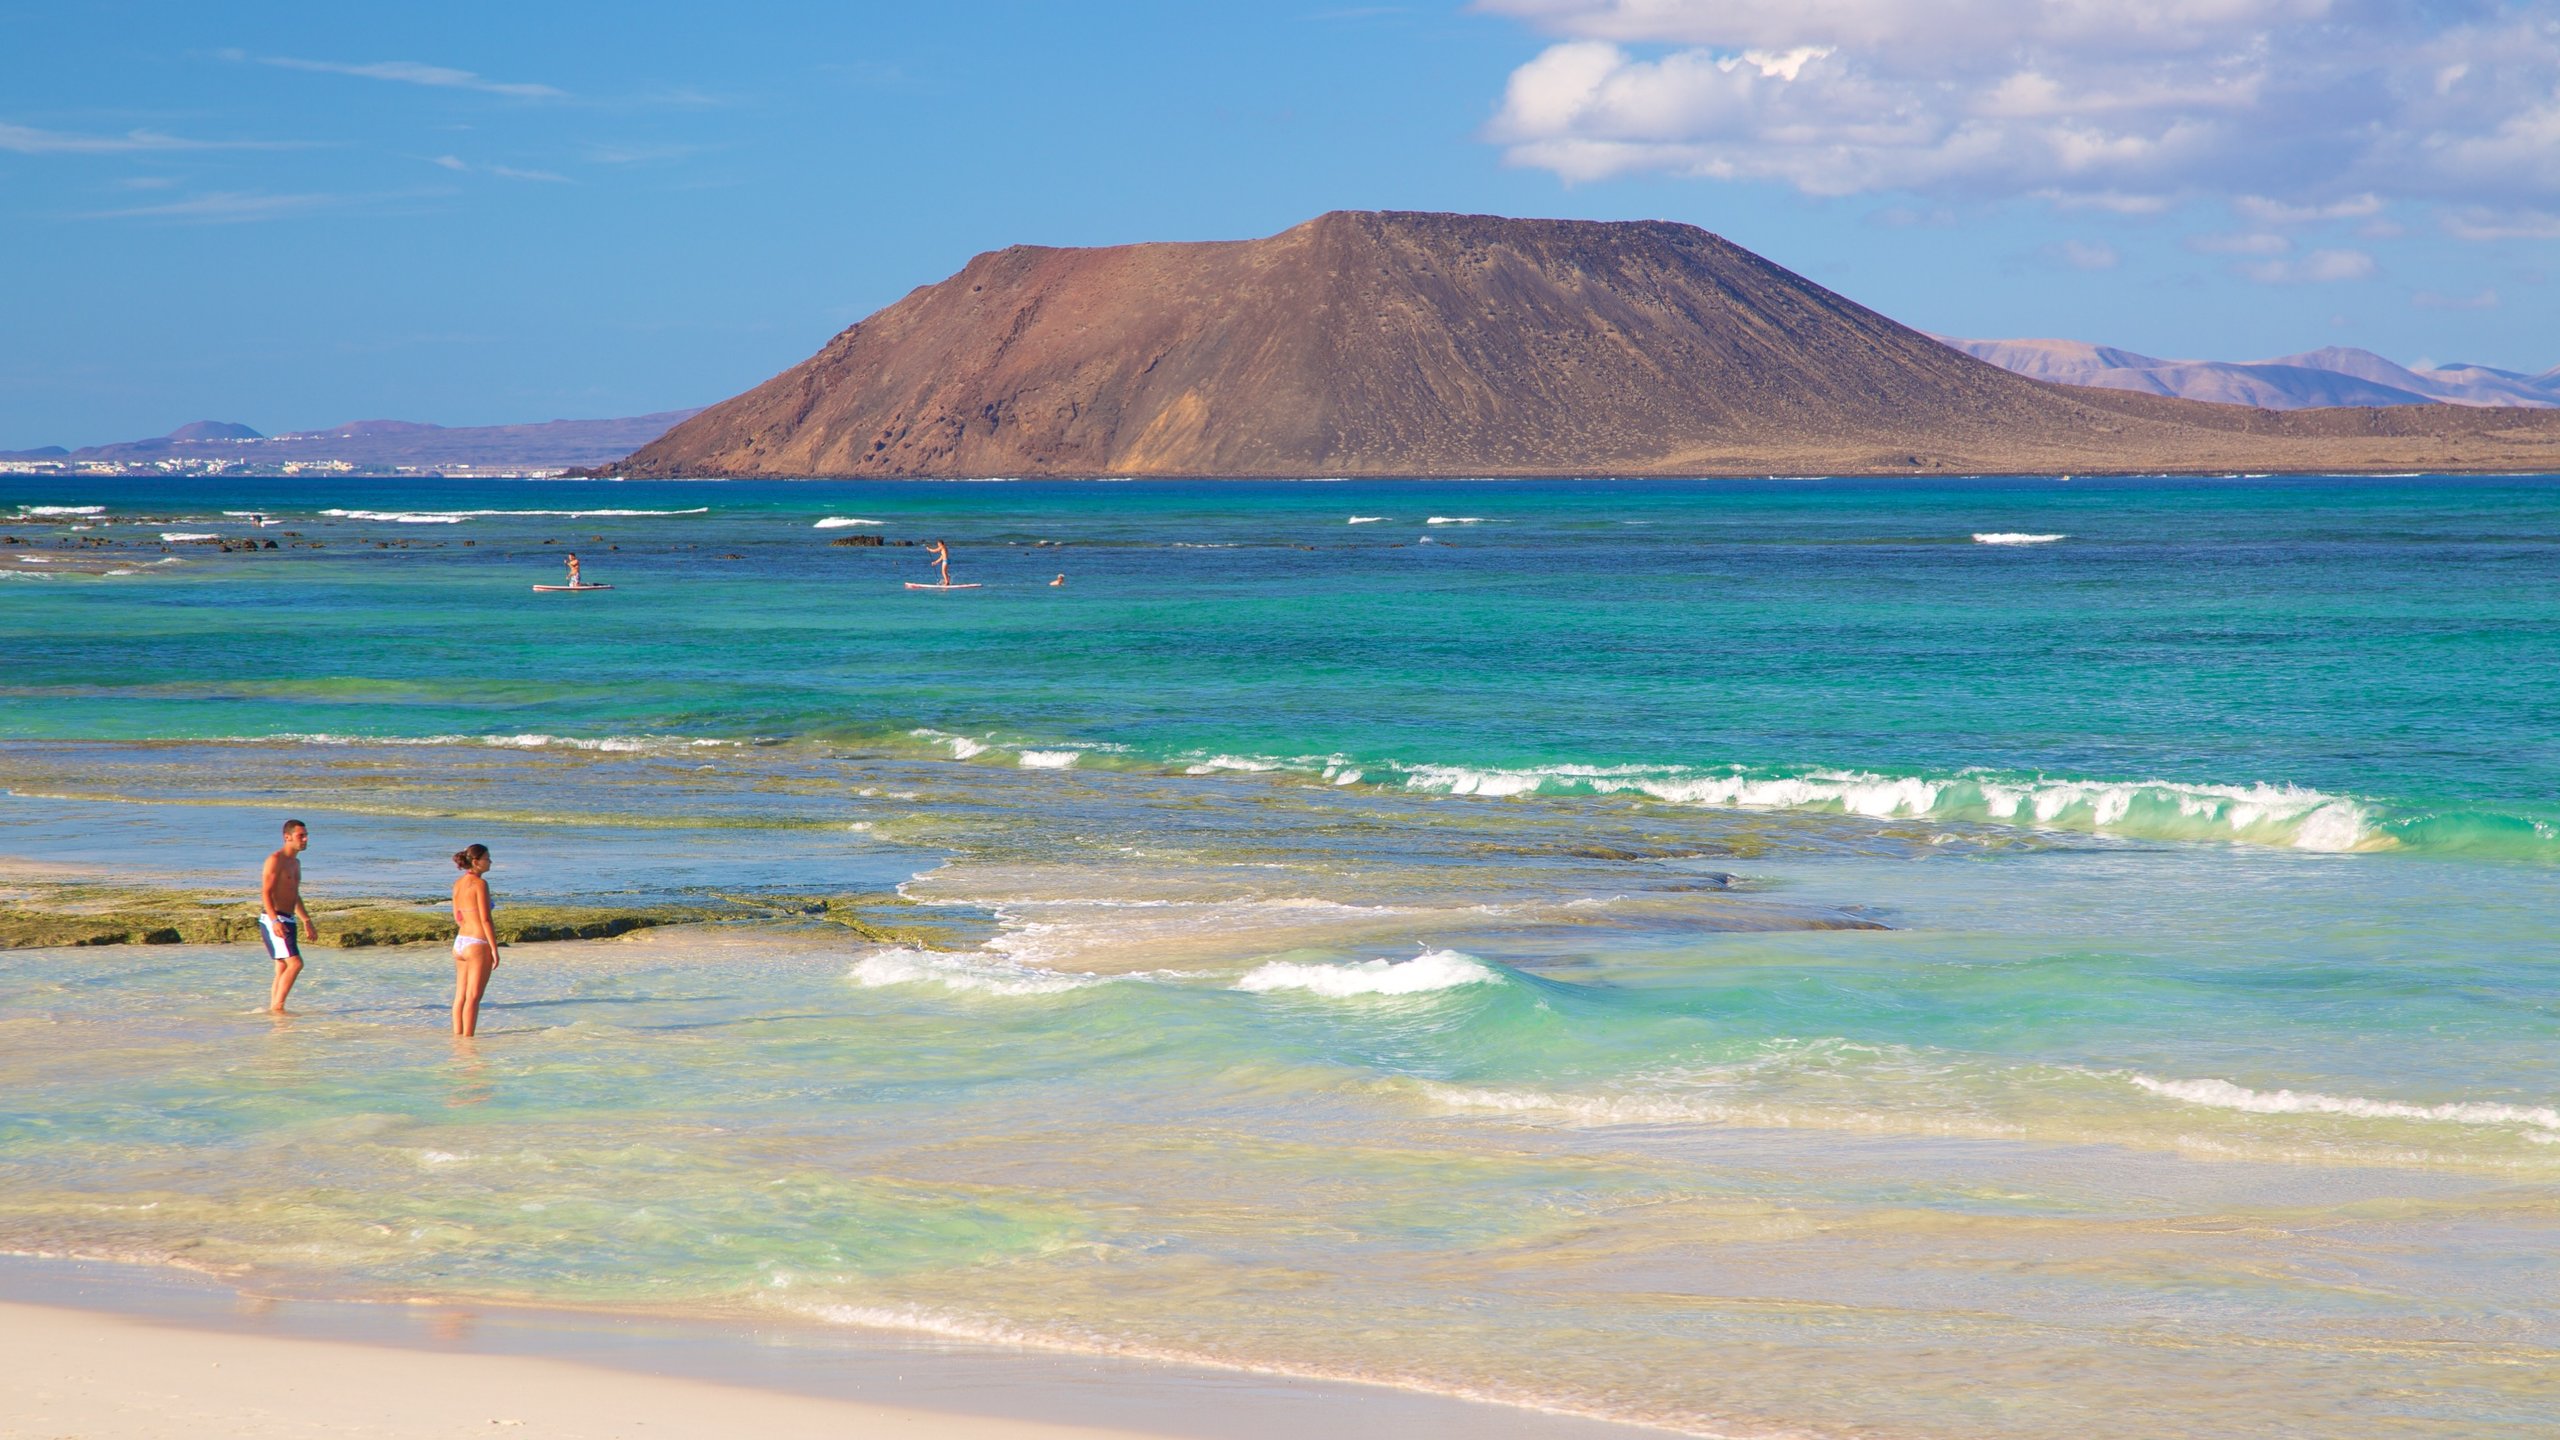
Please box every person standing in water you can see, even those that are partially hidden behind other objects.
[259,819,318,1013]
[564,551,582,587]
[450,844,500,1037]
[925,540,951,587]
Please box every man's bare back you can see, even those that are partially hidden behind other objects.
[260,820,316,1013]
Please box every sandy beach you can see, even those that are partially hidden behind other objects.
[1,1261,1670,1440]
[5,1299,1150,1440]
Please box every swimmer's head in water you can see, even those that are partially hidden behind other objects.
[453,843,491,873]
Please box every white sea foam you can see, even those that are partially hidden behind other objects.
[1425,516,1484,525]
[158,532,219,542]
[20,505,105,516]
[322,507,708,522]
[1236,949,1502,998]
[251,731,728,755]
[1018,750,1082,769]
[2129,1074,2560,1131]
[1346,516,1386,524]
[813,517,884,528]
[1972,532,2067,545]
[849,948,1099,996]
[1184,755,1279,774]
[1390,760,2376,852]
[16,555,54,563]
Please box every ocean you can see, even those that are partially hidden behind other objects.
[3,475,2555,1438]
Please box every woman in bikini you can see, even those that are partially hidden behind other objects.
[450,844,500,1037]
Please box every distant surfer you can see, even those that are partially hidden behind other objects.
[565,552,582,587]
[450,843,500,1038]
[927,540,952,587]
[259,819,318,1013]
[1050,573,1065,587]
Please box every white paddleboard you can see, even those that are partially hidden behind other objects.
[533,584,614,592]
[904,582,982,591]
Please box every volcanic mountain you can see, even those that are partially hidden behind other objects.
[601,211,2560,478]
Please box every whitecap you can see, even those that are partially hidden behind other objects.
[1972,532,2066,545]
[1346,516,1386,524]
[322,507,708,522]
[20,505,105,516]
[1184,755,1279,774]
[1236,949,1502,998]
[1017,750,1081,769]
[159,532,219,542]
[850,948,1098,996]
[322,509,468,524]
[1424,516,1485,525]
[2129,1074,2560,1131]
[813,517,884,528]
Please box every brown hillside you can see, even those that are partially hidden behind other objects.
[601,212,2560,478]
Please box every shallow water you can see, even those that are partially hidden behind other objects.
[4,477,2557,1438]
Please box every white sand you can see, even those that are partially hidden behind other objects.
[0,1300,1158,1440]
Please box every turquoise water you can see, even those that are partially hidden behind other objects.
[4,478,2557,1438]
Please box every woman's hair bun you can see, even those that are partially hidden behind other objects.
[454,843,490,870]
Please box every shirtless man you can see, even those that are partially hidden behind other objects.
[259,819,319,1013]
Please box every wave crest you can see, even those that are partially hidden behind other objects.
[2129,1074,2560,1131]
[1236,949,1503,997]
[850,948,1100,996]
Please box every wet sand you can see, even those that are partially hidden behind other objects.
[1,1260,1675,1440]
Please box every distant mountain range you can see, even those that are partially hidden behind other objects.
[0,410,702,475]
[1936,338,2560,411]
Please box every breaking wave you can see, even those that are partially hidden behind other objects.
[1236,949,1504,997]
[322,507,709,522]
[18,505,105,516]
[1393,763,2381,852]
[1973,532,2066,545]
[849,948,1102,996]
[813,517,884,528]
[2129,1074,2560,1131]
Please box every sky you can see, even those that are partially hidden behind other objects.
[5,0,2557,449]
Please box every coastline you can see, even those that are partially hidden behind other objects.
[0,1256,1682,1440]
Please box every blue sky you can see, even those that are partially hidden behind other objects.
[5,1,2556,448]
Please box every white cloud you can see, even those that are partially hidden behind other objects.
[244,52,566,99]
[2412,287,2500,309]
[74,190,356,223]
[1481,1,2560,213]
[2235,193,2384,224]
[2046,238,2120,269]
[2440,205,2560,240]
[2189,231,2290,255]
[428,154,571,182]
[0,120,288,154]
[2239,247,2377,283]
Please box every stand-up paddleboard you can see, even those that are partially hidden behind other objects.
[909,540,978,590]
[532,583,615,592]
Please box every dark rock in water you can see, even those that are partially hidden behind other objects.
[829,534,885,547]
[598,209,2560,479]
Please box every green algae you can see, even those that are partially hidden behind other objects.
[0,882,966,951]
[0,883,721,950]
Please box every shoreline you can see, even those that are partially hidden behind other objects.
[0,1255,1685,1440]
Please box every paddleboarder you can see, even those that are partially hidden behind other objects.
[565,552,582,587]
